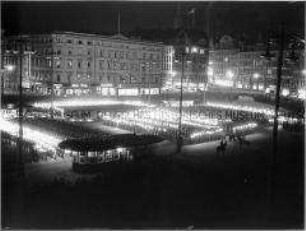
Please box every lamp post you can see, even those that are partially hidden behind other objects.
[2,38,34,177]
[47,52,58,118]
[175,31,189,153]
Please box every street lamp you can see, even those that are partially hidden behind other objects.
[226,70,234,79]
[1,65,15,96]
[46,52,59,118]
[4,37,36,177]
[4,64,14,72]
[175,30,189,153]
[253,73,260,79]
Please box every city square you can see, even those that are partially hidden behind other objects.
[1,1,305,229]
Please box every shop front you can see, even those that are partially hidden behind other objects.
[96,83,117,96]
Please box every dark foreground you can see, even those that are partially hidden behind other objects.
[2,130,304,229]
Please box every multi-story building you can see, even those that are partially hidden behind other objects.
[208,35,304,95]
[3,32,164,96]
[162,43,208,93]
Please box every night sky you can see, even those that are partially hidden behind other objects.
[1,1,304,38]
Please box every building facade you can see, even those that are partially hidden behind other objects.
[3,32,165,96]
[162,44,208,93]
[208,35,305,96]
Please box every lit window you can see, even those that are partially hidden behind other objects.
[67,60,73,68]
[56,60,61,68]
[191,46,198,53]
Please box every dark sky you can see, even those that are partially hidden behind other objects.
[1,1,304,38]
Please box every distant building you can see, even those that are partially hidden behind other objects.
[208,35,305,94]
[3,32,164,96]
[162,44,208,93]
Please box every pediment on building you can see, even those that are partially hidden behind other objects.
[111,33,129,40]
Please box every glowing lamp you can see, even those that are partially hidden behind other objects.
[207,67,213,76]
[281,88,290,97]
[253,73,260,79]
[226,70,234,79]
[4,65,14,72]
[191,46,198,53]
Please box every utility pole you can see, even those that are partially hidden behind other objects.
[203,3,213,105]
[177,45,185,152]
[272,23,284,159]
[176,29,188,153]
[18,39,24,177]
[267,22,285,215]
[50,51,55,119]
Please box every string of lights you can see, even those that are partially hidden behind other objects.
[206,101,276,116]
[0,117,62,152]
[32,99,155,113]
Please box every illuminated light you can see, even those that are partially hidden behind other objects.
[116,147,124,153]
[265,88,270,94]
[0,117,62,152]
[298,89,306,100]
[226,70,234,79]
[214,79,234,87]
[190,128,223,139]
[7,104,15,109]
[232,122,257,133]
[208,61,213,65]
[169,70,177,76]
[101,106,223,138]
[4,65,15,72]
[33,99,155,111]
[253,73,260,79]
[191,46,198,53]
[281,88,290,97]
[253,85,257,90]
[302,70,306,75]
[206,101,276,116]
[207,67,213,76]
[237,83,243,89]
[118,88,139,96]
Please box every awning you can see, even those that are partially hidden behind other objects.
[58,134,164,152]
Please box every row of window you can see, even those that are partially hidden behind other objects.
[47,36,163,53]
[35,47,163,61]
[51,59,162,71]
[30,71,161,84]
